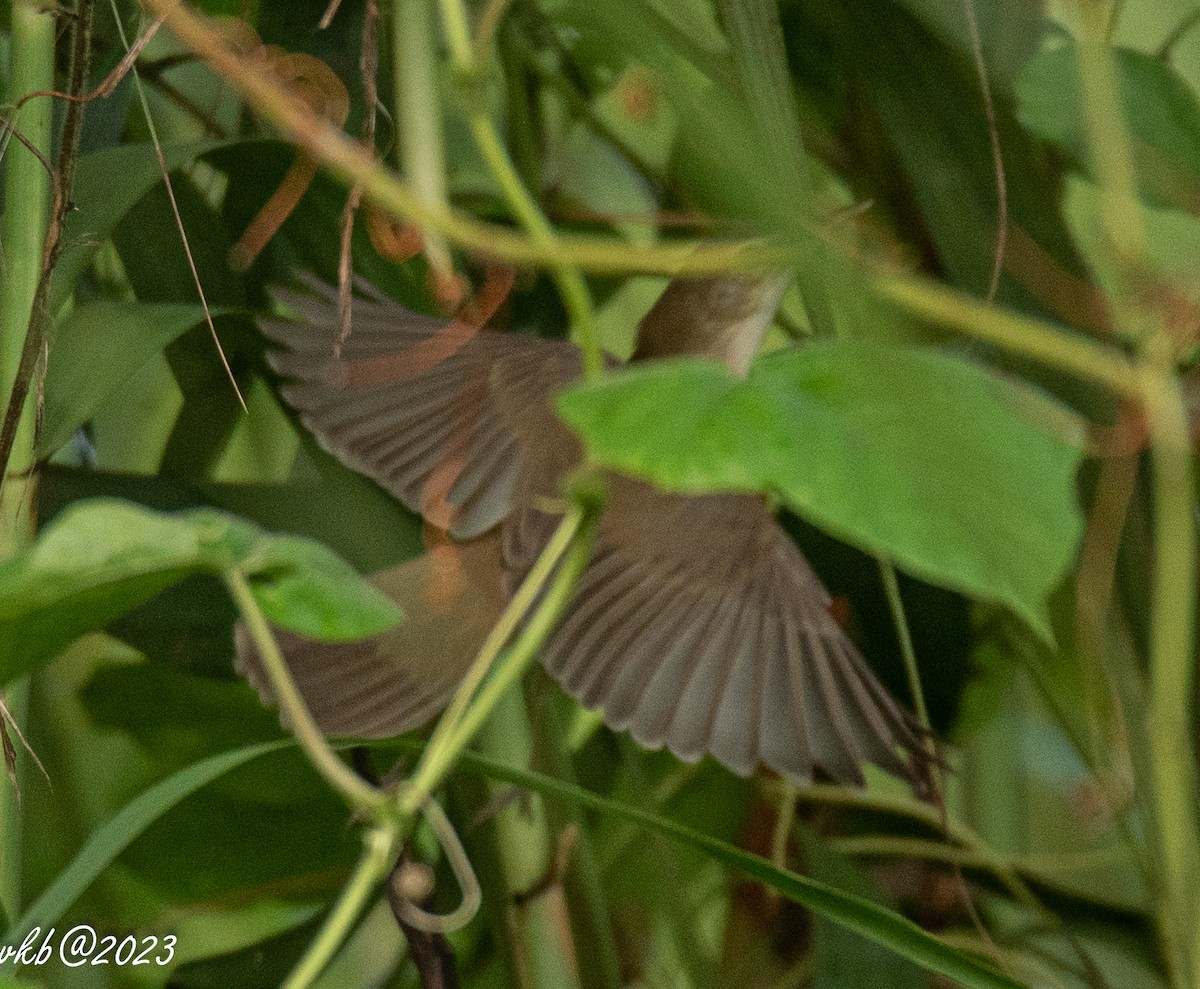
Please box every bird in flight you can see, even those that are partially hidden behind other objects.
[238,273,928,791]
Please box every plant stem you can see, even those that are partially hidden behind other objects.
[879,562,930,734]
[874,276,1138,399]
[393,0,454,276]
[224,570,390,820]
[403,502,594,810]
[434,0,601,378]
[1072,6,1200,986]
[0,0,53,546]
[465,115,602,377]
[141,0,771,276]
[283,826,398,989]
[0,0,56,929]
[477,689,582,989]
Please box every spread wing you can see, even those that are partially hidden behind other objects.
[254,277,926,789]
[261,276,579,538]
[509,472,927,789]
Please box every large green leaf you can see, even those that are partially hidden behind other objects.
[0,499,402,685]
[54,140,225,304]
[558,343,1084,638]
[39,301,214,457]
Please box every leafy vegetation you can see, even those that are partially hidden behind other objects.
[0,0,1197,987]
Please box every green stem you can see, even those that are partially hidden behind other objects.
[440,514,595,761]
[526,675,623,989]
[434,0,602,378]
[466,115,601,377]
[878,562,930,734]
[478,689,582,989]
[283,826,398,989]
[874,276,1138,399]
[403,502,595,810]
[393,0,454,275]
[0,0,53,542]
[0,0,56,929]
[224,570,389,820]
[1072,6,1200,987]
[150,0,779,276]
[1143,367,1199,987]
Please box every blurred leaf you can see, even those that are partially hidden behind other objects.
[559,343,1085,638]
[0,499,401,685]
[167,914,325,989]
[81,664,281,769]
[39,301,214,457]
[79,666,360,904]
[440,746,1029,989]
[891,0,1046,89]
[55,140,224,304]
[1017,39,1200,214]
[1,741,290,956]
[785,0,1088,318]
[802,830,929,989]
[112,169,245,305]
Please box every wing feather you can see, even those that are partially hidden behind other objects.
[526,478,925,787]
[261,280,577,539]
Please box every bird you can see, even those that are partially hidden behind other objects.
[236,272,928,790]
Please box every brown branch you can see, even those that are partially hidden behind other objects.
[16,14,164,109]
[336,0,380,350]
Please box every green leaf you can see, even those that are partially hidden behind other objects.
[558,343,1084,639]
[0,500,401,685]
[1017,40,1200,212]
[0,500,208,683]
[39,301,214,457]
[239,526,404,642]
[801,830,928,989]
[55,140,225,304]
[1,741,290,959]
[435,745,1030,989]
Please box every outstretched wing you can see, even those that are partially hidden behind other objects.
[256,277,926,788]
[261,276,579,538]
[510,472,927,788]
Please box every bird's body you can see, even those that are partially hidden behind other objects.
[238,275,927,789]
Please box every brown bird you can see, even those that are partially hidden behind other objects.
[237,274,927,789]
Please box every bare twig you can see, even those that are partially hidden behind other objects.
[0,119,55,175]
[962,0,1007,304]
[319,0,345,31]
[14,14,164,109]
[108,1,246,411]
[336,0,381,350]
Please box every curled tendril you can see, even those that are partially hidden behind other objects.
[391,790,482,934]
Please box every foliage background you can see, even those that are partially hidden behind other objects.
[0,0,1197,987]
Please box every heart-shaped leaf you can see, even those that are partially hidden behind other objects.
[558,343,1084,639]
